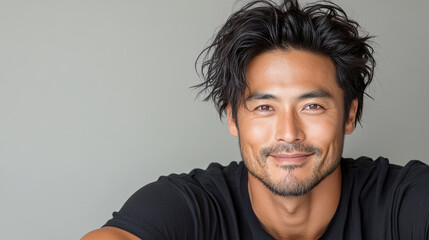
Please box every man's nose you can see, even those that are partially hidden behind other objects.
[275,111,304,143]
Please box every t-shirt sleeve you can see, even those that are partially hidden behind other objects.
[396,161,429,239]
[103,177,197,240]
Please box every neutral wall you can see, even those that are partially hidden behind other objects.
[0,0,427,239]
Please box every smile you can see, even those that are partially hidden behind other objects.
[268,153,314,165]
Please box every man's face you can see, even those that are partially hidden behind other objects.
[227,49,357,196]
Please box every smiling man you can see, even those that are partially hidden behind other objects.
[232,50,351,199]
[82,1,429,239]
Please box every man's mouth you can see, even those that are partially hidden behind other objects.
[269,152,314,165]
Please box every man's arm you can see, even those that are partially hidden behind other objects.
[81,227,141,240]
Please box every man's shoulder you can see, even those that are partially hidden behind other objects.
[186,161,244,177]
[103,161,246,239]
[341,156,429,210]
[341,156,429,188]
[332,157,429,239]
[341,156,428,176]
[160,161,245,186]
[138,160,246,209]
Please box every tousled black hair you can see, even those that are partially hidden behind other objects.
[195,0,375,124]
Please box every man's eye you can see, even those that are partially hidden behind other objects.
[304,104,323,110]
[256,105,273,111]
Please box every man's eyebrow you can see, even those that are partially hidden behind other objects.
[297,89,333,100]
[245,92,279,101]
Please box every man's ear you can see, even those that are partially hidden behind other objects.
[226,105,238,137]
[345,99,358,135]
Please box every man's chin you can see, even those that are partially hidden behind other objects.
[264,177,317,197]
[266,163,340,197]
[265,161,310,181]
[249,169,315,197]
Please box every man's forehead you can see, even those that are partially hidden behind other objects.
[242,49,341,100]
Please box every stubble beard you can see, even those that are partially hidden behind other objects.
[240,140,342,197]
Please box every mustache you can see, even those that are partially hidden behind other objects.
[260,143,322,158]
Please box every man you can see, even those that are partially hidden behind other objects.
[82,0,429,239]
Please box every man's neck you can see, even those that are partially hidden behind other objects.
[248,166,342,240]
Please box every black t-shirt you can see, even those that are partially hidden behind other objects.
[104,157,429,239]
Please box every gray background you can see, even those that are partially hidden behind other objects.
[0,0,427,239]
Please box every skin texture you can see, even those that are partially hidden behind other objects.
[227,49,357,240]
